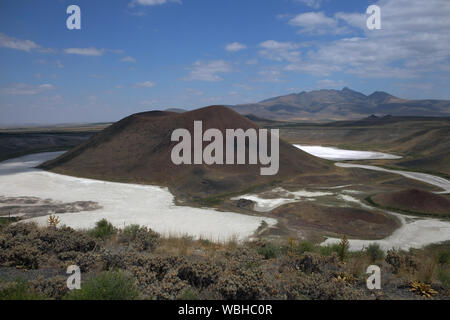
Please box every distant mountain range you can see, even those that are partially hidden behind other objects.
[230,88,450,121]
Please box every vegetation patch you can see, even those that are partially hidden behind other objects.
[65,270,140,300]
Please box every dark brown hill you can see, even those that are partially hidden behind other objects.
[40,106,332,199]
[371,189,450,216]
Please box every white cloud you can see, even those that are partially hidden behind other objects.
[186,88,204,96]
[226,42,247,52]
[133,81,156,88]
[139,99,159,107]
[0,83,55,95]
[259,40,300,62]
[288,12,349,35]
[64,47,105,56]
[0,33,50,52]
[90,74,104,79]
[284,0,450,79]
[185,60,233,82]
[257,69,285,83]
[246,59,258,65]
[294,0,323,9]
[122,56,136,63]
[130,0,181,7]
[233,83,253,91]
[316,79,347,89]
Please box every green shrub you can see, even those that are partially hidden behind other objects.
[122,224,141,239]
[88,219,117,239]
[318,244,341,256]
[0,217,18,225]
[177,288,199,300]
[0,279,44,300]
[365,243,385,263]
[65,270,139,300]
[438,268,450,289]
[297,241,315,254]
[437,251,450,265]
[257,243,280,259]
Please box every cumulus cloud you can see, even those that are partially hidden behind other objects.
[122,56,137,63]
[133,81,156,88]
[257,68,285,83]
[226,42,247,52]
[284,0,450,79]
[288,12,350,35]
[316,79,347,89]
[186,88,204,96]
[259,40,300,63]
[64,47,105,56]
[129,0,181,7]
[0,83,55,95]
[185,60,233,82]
[294,0,323,9]
[0,33,51,52]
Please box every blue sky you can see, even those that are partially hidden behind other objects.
[1,0,449,124]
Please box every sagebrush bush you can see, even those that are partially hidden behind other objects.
[285,273,367,300]
[0,222,98,270]
[177,261,221,289]
[88,219,117,240]
[65,270,139,300]
[386,250,419,274]
[292,252,338,274]
[118,225,159,251]
[365,243,385,263]
[30,276,69,299]
[214,269,271,300]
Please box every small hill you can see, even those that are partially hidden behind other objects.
[272,202,400,239]
[40,106,332,200]
[165,108,187,113]
[370,189,450,216]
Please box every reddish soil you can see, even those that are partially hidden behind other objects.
[371,189,450,216]
[271,202,401,239]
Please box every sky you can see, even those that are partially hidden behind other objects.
[0,0,449,125]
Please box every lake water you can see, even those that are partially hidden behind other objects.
[291,145,450,250]
[295,145,402,160]
[0,152,276,242]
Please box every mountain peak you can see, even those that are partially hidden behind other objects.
[368,91,397,103]
[340,87,367,99]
